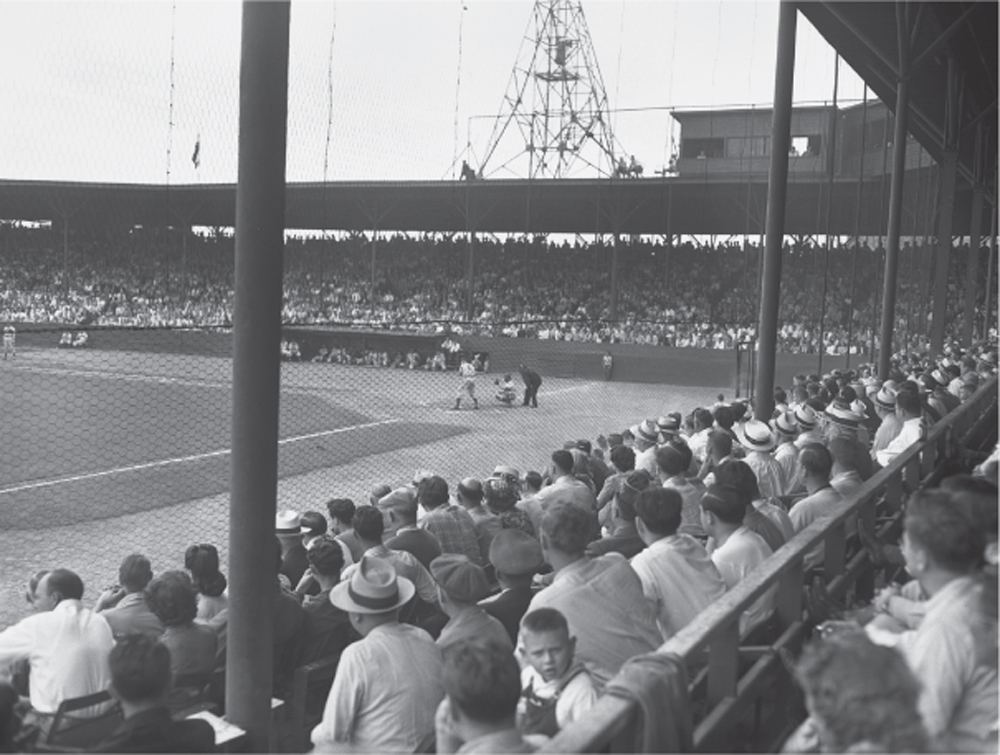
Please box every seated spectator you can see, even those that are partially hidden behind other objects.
[431,554,511,651]
[701,485,777,638]
[714,459,789,552]
[184,544,228,623]
[311,556,444,752]
[535,450,598,514]
[95,554,164,639]
[435,639,533,754]
[631,487,727,641]
[95,635,215,753]
[480,530,544,645]
[630,421,660,477]
[869,385,902,461]
[584,470,648,559]
[789,444,844,572]
[517,608,597,741]
[784,632,929,753]
[822,402,873,480]
[828,436,864,503]
[657,440,704,538]
[516,472,546,534]
[524,502,661,688]
[457,477,501,568]
[698,430,734,486]
[875,389,925,468]
[0,569,114,720]
[687,408,715,465]
[380,487,443,570]
[734,419,786,500]
[418,476,484,566]
[327,498,365,563]
[483,476,535,537]
[772,410,802,495]
[276,510,310,588]
[794,405,823,449]
[595,444,635,524]
[300,537,354,665]
[146,571,217,678]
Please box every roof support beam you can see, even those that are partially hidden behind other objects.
[910,3,981,73]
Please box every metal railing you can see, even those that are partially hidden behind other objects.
[544,376,998,753]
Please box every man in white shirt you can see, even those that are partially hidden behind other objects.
[772,410,802,495]
[700,486,776,638]
[0,569,114,717]
[687,408,714,465]
[870,384,903,460]
[875,389,925,468]
[630,420,660,477]
[656,442,704,538]
[734,419,785,501]
[788,443,845,572]
[534,450,597,514]
[632,487,727,640]
[793,404,824,449]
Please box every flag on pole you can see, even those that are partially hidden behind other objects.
[191,136,201,169]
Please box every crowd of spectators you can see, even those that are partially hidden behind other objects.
[1,225,994,354]
[0,340,994,752]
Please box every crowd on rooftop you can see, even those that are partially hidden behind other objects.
[0,339,995,752]
[0,225,994,355]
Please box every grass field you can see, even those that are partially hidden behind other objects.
[0,345,721,627]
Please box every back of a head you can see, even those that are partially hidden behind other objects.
[110,634,172,704]
[707,429,733,460]
[610,444,636,473]
[352,505,386,543]
[419,475,450,509]
[700,485,745,526]
[799,443,833,480]
[713,459,759,505]
[827,437,859,472]
[145,570,198,627]
[795,632,927,753]
[713,405,735,430]
[379,489,418,524]
[326,498,356,526]
[119,554,153,593]
[541,502,593,556]
[694,407,713,430]
[521,607,570,638]
[940,474,999,536]
[551,449,574,476]
[442,639,521,725]
[635,487,683,537]
[895,388,921,417]
[905,488,986,573]
[45,568,84,601]
[524,470,543,491]
[655,443,687,478]
[306,537,346,579]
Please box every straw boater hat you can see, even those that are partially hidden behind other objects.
[794,404,818,430]
[874,385,897,412]
[657,414,682,442]
[824,402,862,429]
[329,555,414,614]
[773,409,798,438]
[275,510,302,535]
[631,419,659,445]
[735,419,777,453]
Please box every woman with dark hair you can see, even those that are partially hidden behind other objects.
[184,544,228,622]
[146,571,217,678]
[786,631,930,753]
[483,477,534,537]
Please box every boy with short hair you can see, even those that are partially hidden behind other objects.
[517,608,597,740]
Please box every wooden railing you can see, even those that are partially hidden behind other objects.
[544,377,998,753]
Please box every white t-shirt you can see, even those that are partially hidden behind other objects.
[709,527,776,636]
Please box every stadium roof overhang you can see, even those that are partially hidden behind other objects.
[0,173,985,237]
[798,1,998,201]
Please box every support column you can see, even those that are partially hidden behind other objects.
[466,230,476,320]
[610,231,620,323]
[753,0,796,421]
[962,183,985,346]
[877,13,911,380]
[227,2,289,750]
[929,150,958,354]
[984,204,997,341]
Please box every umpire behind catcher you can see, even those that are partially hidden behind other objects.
[519,364,542,408]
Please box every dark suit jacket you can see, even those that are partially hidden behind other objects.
[385,527,442,571]
[479,585,534,644]
[280,543,309,587]
[93,706,215,753]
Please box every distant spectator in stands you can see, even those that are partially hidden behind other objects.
[631,487,726,641]
[145,571,216,679]
[434,639,532,754]
[184,544,228,623]
[484,476,535,537]
[431,554,510,651]
[95,554,164,640]
[518,608,598,741]
[630,420,660,477]
[276,510,310,588]
[657,439,704,538]
[457,478,501,568]
[96,635,215,753]
[300,537,353,665]
[369,484,392,507]
[480,530,544,645]
[784,632,929,753]
[870,384,903,460]
[418,476,484,566]
[789,444,844,572]
[714,459,791,551]
[700,485,777,638]
[311,556,443,752]
[380,487,443,570]
[875,389,924,468]
[585,470,648,558]
[524,502,661,688]
[734,419,785,501]
[535,450,598,514]
[327,498,365,563]
[0,568,114,719]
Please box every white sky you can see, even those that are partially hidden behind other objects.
[0,0,868,184]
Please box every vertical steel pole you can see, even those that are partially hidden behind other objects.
[228,2,289,750]
[611,231,620,323]
[930,59,961,355]
[984,201,997,341]
[466,229,476,321]
[961,126,985,346]
[753,0,796,421]
[877,9,911,380]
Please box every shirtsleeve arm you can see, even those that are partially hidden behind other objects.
[0,617,36,668]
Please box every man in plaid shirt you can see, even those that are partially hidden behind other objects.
[417,476,484,567]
